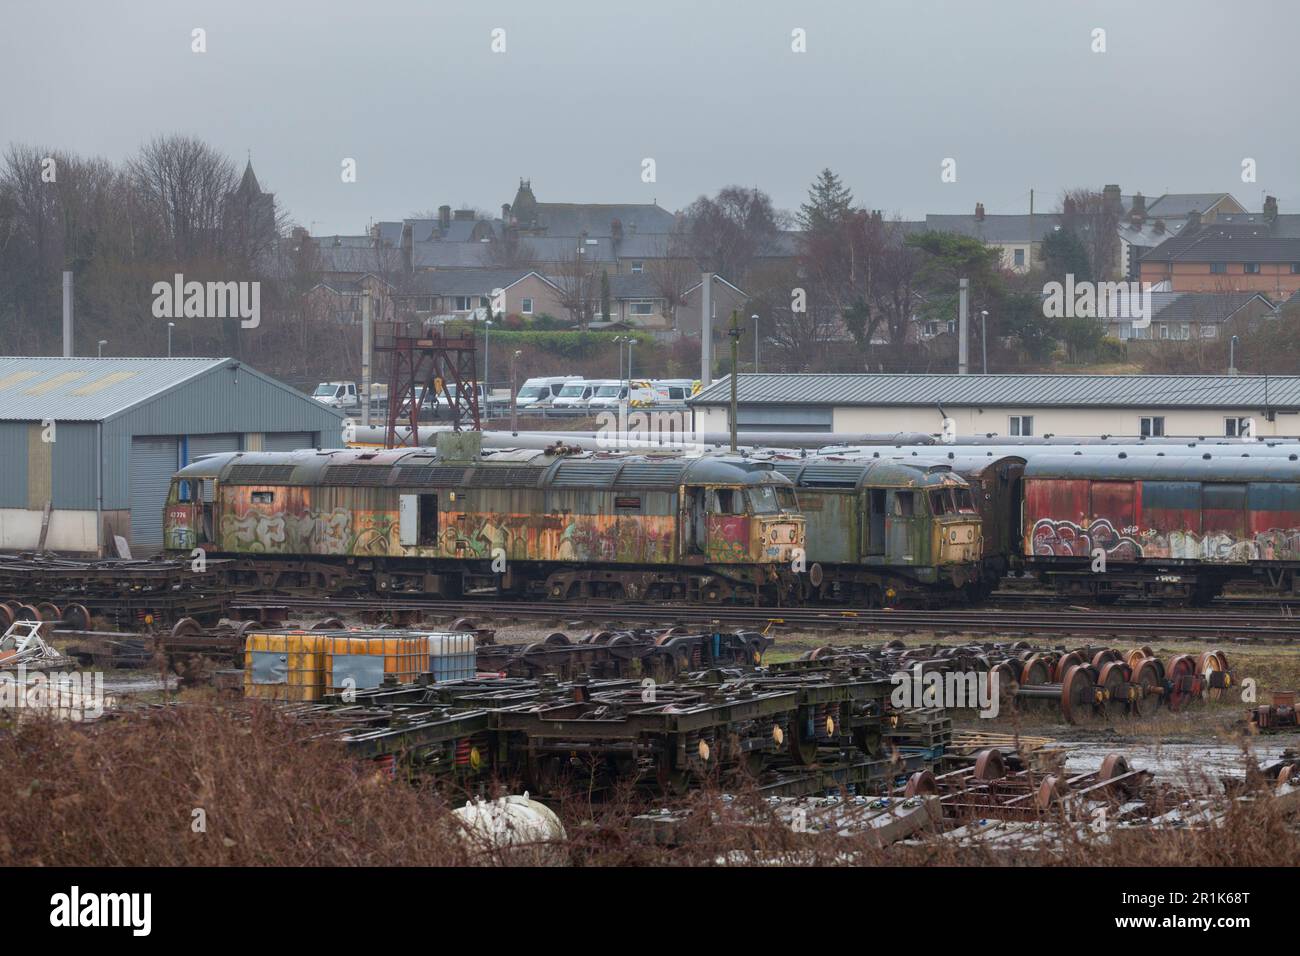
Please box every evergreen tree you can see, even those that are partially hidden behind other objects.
[1042,227,1092,284]
[797,168,854,233]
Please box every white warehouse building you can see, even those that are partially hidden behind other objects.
[687,373,1300,439]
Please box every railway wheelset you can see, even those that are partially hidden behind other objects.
[800,640,1234,725]
[0,598,93,633]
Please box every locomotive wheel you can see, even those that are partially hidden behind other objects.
[1090,648,1121,669]
[0,603,14,632]
[1052,651,1085,682]
[972,748,1006,782]
[1098,753,1140,797]
[789,710,819,766]
[586,630,615,645]
[1130,658,1162,717]
[35,602,61,624]
[990,661,1020,709]
[1125,646,1156,670]
[1019,654,1053,687]
[1165,655,1200,712]
[311,617,344,630]
[1035,774,1067,810]
[807,645,836,661]
[449,618,477,633]
[544,632,571,646]
[62,603,91,631]
[1198,650,1230,700]
[1059,664,1099,725]
[1097,661,1131,718]
[14,603,40,622]
[904,769,937,797]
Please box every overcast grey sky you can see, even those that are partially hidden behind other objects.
[4,0,1296,234]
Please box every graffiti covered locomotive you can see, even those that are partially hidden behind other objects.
[163,436,805,603]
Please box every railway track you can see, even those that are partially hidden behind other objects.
[230,595,1300,644]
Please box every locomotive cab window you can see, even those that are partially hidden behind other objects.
[709,488,744,515]
[251,491,274,504]
[893,491,915,516]
[747,487,781,514]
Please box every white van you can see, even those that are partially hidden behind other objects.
[650,379,700,404]
[515,376,581,410]
[551,380,600,411]
[587,380,658,410]
[313,381,359,410]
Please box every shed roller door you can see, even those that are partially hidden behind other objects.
[130,436,179,555]
[264,432,315,452]
[188,433,241,460]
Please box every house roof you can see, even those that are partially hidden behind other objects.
[1148,292,1273,326]
[411,242,495,269]
[526,203,676,237]
[0,357,326,422]
[1144,193,1237,219]
[924,213,1064,243]
[1119,219,1186,248]
[396,269,555,296]
[689,373,1300,410]
[1141,230,1300,264]
[606,274,663,299]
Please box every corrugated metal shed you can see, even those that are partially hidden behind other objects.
[690,374,1300,411]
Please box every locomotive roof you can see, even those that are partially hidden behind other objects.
[1024,454,1300,482]
[852,442,1300,461]
[771,457,966,489]
[817,447,1027,478]
[174,447,795,490]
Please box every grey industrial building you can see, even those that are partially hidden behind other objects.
[689,373,1300,439]
[0,357,345,556]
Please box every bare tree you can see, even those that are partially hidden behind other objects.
[1061,188,1122,281]
[644,229,695,327]
[548,244,600,327]
[685,186,783,284]
[130,135,238,262]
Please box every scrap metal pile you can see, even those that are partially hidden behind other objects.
[473,625,772,681]
[0,620,75,672]
[793,639,1234,724]
[631,747,1300,850]
[274,665,932,798]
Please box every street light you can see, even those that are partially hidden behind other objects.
[1230,335,1240,375]
[751,314,760,372]
[167,322,175,358]
[482,317,492,392]
[97,340,107,358]
[510,349,522,435]
[979,310,989,374]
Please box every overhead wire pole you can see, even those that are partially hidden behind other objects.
[728,310,742,452]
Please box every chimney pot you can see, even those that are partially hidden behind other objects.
[974,202,985,221]
[438,205,451,229]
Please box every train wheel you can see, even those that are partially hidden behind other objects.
[1130,658,1162,717]
[35,602,61,624]
[62,603,92,631]
[1059,664,1099,725]
[904,770,937,796]
[972,748,1006,782]
[1052,651,1086,682]
[1198,650,1230,701]
[0,603,13,632]
[1097,661,1131,719]
[1165,654,1199,712]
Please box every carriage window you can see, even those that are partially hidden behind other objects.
[174,481,193,503]
[928,490,949,514]
[748,487,780,514]
[710,489,744,515]
[953,488,977,513]
[615,496,641,510]
[894,491,915,516]
[251,491,274,504]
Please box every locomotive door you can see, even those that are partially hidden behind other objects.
[865,489,886,555]
[1089,481,1137,557]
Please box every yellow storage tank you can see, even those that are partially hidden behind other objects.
[243,632,328,701]
[320,634,428,693]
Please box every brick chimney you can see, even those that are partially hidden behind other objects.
[1103,183,1123,216]
[1062,196,1077,217]
[438,205,451,229]
[1130,192,1147,223]
[1264,195,1278,222]
[974,202,985,221]
[1186,210,1201,229]
[1152,218,1165,235]
[453,208,474,221]
[610,218,623,244]
[501,203,511,221]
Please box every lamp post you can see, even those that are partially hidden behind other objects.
[979,310,989,374]
[167,322,175,358]
[482,317,492,392]
[727,310,743,452]
[751,314,760,372]
[1230,335,1239,375]
[510,349,522,435]
[97,339,107,358]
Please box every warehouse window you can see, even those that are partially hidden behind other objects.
[1225,417,1252,438]
[1140,416,1165,437]
[1009,415,1033,437]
